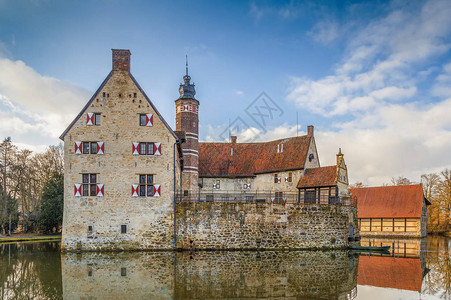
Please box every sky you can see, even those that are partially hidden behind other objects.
[0,0,450,186]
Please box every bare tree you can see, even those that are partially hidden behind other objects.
[422,173,441,232]
[390,176,412,186]
[349,182,365,188]
[439,169,451,231]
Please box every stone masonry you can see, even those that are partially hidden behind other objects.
[60,50,180,251]
[176,202,358,250]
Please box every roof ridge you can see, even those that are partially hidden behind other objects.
[352,184,421,189]
[199,135,309,145]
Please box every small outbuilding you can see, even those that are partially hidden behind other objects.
[351,185,430,237]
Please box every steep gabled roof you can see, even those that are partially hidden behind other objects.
[59,72,178,141]
[198,135,312,177]
[351,185,426,218]
[358,256,422,291]
[297,165,337,188]
[59,71,112,140]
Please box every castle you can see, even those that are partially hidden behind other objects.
[60,50,356,251]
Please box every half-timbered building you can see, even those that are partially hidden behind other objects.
[352,185,430,237]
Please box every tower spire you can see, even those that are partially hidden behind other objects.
[179,56,195,99]
[186,55,188,76]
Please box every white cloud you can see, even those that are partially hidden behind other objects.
[290,0,451,117]
[0,57,90,151]
[432,61,451,97]
[235,90,244,96]
[285,0,451,185]
[307,20,339,44]
[369,86,417,101]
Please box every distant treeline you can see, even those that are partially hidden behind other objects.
[0,137,63,235]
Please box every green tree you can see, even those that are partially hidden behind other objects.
[38,172,63,233]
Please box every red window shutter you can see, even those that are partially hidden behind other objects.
[132,184,139,197]
[285,177,289,182]
[87,113,94,126]
[183,105,189,111]
[96,184,104,197]
[154,143,161,155]
[97,142,104,154]
[74,184,81,197]
[132,143,139,155]
[277,177,281,184]
[153,184,161,197]
[146,114,153,127]
[192,105,197,113]
[75,141,82,154]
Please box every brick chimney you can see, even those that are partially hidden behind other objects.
[231,136,237,144]
[307,125,314,137]
[112,49,131,72]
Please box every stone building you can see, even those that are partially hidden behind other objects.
[60,50,183,251]
[60,49,356,251]
[352,185,430,237]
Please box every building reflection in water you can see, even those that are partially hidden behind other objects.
[62,251,358,299]
[356,237,428,297]
[2,238,449,299]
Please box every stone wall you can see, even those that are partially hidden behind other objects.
[176,202,358,250]
[62,250,357,299]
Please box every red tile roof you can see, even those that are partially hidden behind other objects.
[198,135,311,177]
[358,256,422,291]
[297,166,337,188]
[351,185,425,218]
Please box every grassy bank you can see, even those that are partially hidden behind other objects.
[0,235,61,244]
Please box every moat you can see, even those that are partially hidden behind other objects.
[1,236,450,299]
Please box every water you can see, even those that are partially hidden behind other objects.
[0,236,449,299]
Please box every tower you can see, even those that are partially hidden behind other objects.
[176,57,199,197]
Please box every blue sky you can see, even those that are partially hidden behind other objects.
[0,0,450,185]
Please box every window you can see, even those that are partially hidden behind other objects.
[309,153,314,162]
[274,174,278,183]
[139,142,154,155]
[94,113,101,125]
[83,142,90,154]
[121,268,127,276]
[139,114,147,126]
[88,225,93,233]
[82,142,99,154]
[90,142,97,154]
[82,174,97,196]
[206,195,214,202]
[121,225,127,234]
[275,192,283,203]
[288,172,293,183]
[245,196,254,203]
[139,174,154,197]
[305,189,316,204]
[183,190,189,197]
